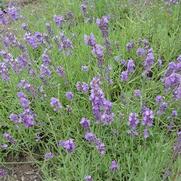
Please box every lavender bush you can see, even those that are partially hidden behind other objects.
[0,0,180,180]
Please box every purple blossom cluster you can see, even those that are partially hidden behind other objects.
[96,16,110,39]
[163,56,181,99]
[0,2,181,180]
[3,132,16,144]
[0,4,19,25]
[76,81,89,93]
[142,107,154,138]
[90,77,114,125]
[84,33,104,67]
[58,33,73,55]
[120,59,135,81]
[53,15,64,27]
[9,92,35,127]
[81,0,88,17]
[58,139,76,153]
[24,32,43,49]
[144,48,154,72]
[50,97,62,112]
[84,132,106,155]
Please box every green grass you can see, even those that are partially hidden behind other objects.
[0,0,181,180]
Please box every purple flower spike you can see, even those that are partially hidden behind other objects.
[157,102,168,115]
[95,139,106,155]
[127,59,135,73]
[144,48,154,71]
[0,169,6,177]
[53,15,64,27]
[110,160,119,171]
[90,77,114,124]
[7,6,19,21]
[9,113,20,123]
[144,129,149,139]
[134,89,141,97]
[142,107,154,127]
[155,95,164,104]
[65,91,74,101]
[126,41,134,52]
[80,118,90,129]
[172,110,177,117]
[81,0,88,17]
[120,71,128,81]
[96,15,110,38]
[128,112,139,129]
[44,152,54,160]
[84,132,96,143]
[42,53,51,66]
[84,33,96,47]
[50,97,62,112]
[56,66,65,77]
[136,48,145,57]
[58,139,75,153]
[3,132,16,144]
[84,175,93,181]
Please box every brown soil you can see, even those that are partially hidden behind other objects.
[0,153,42,181]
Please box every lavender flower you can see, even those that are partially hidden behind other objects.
[58,139,75,153]
[3,132,16,144]
[50,97,62,112]
[92,44,104,67]
[7,6,19,21]
[95,138,106,155]
[18,80,35,95]
[173,131,181,158]
[120,71,128,81]
[0,10,8,25]
[66,91,74,100]
[53,15,64,27]
[134,89,141,97]
[144,128,149,139]
[90,77,114,125]
[155,95,164,104]
[24,32,43,49]
[0,169,6,177]
[59,33,73,55]
[20,109,36,127]
[128,112,139,129]
[172,110,177,117]
[56,66,65,77]
[127,59,135,73]
[84,132,96,142]
[110,160,119,171]
[9,113,20,123]
[42,53,51,66]
[44,152,54,160]
[81,65,89,72]
[80,118,90,129]
[142,107,154,127]
[164,73,180,89]
[157,102,168,115]
[96,15,110,38]
[126,41,134,52]
[84,33,96,47]
[173,86,181,100]
[144,48,154,71]
[17,92,30,109]
[40,64,51,78]
[136,48,145,57]
[84,175,93,181]
[0,62,9,81]
[81,0,87,17]
[76,82,89,93]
